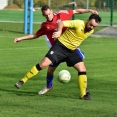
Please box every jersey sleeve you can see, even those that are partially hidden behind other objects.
[35,23,45,36]
[36,22,58,36]
[57,10,73,21]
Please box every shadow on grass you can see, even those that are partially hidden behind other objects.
[0,86,79,99]
[43,93,79,99]
[0,87,38,96]
[0,29,23,34]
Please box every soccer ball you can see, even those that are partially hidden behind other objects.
[57,70,71,83]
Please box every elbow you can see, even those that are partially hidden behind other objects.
[33,34,38,39]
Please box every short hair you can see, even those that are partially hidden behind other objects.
[88,14,101,23]
[41,5,51,13]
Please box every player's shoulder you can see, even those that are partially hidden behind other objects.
[42,21,57,25]
[41,21,51,26]
[71,20,85,28]
[40,21,50,28]
[73,19,85,24]
[54,10,73,15]
[41,21,48,25]
[41,21,57,29]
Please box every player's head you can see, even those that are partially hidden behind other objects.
[85,14,101,32]
[41,5,53,21]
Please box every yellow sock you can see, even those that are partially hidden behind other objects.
[78,75,87,98]
[21,66,39,83]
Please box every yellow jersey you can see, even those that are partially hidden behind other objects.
[58,20,94,50]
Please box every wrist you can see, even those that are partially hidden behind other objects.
[88,9,91,12]
[17,38,21,41]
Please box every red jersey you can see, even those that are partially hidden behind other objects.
[36,10,73,47]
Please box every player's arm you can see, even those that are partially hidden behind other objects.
[14,34,38,44]
[73,9,98,15]
[14,22,45,44]
[52,20,78,38]
[52,21,63,38]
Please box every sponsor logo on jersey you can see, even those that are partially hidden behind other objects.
[56,19,61,23]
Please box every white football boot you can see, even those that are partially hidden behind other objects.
[38,87,53,95]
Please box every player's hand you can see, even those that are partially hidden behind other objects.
[52,31,62,38]
[14,38,21,44]
[89,10,98,15]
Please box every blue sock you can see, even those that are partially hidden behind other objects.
[46,75,53,88]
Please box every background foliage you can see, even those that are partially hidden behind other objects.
[7,0,117,10]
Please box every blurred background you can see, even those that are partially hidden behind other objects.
[0,0,117,11]
[0,0,116,33]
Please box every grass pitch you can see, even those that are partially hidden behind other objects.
[0,10,117,25]
[0,22,117,117]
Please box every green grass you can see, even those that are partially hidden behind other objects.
[0,21,106,35]
[75,11,117,25]
[0,22,41,34]
[0,22,117,117]
[0,10,117,25]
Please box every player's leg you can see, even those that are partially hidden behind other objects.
[15,57,52,89]
[66,51,91,100]
[74,62,91,100]
[38,59,65,95]
[38,66,57,95]
[46,66,57,88]
[39,48,85,95]
[76,48,89,93]
[15,40,66,89]
[38,40,68,94]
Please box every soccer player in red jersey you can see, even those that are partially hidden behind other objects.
[14,5,98,95]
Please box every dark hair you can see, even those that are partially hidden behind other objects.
[89,14,101,23]
[41,5,51,12]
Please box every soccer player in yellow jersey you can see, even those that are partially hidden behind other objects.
[15,14,101,100]
[52,14,101,99]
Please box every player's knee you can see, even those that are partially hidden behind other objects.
[47,70,54,75]
[79,66,86,72]
[39,57,52,69]
[47,67,56,75]
[74,62,86,72]
[39,62,48,69]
